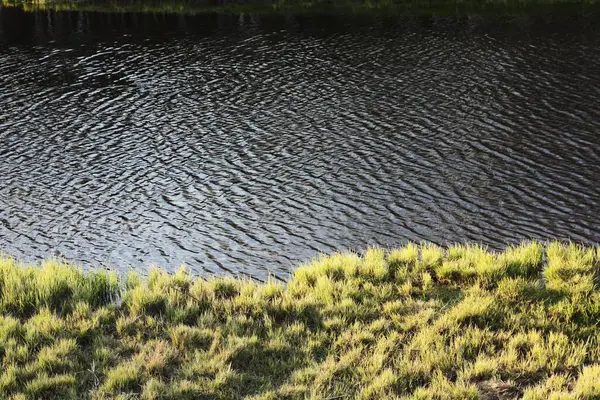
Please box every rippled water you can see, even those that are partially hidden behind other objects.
[1,8,600,279]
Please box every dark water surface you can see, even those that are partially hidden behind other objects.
[1,8,600,279]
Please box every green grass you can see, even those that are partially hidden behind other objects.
[2,0,598,15]
[1,241,600,399]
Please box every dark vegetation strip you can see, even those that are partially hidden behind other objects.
[2,0,598,15]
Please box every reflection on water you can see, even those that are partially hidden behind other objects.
[1,7,599,279]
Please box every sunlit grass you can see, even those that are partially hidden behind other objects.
[0,241,599,398]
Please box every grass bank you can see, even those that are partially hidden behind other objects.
[2,0,598,15]
[1,242,600,399]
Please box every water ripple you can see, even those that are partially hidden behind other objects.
[1,10,600,279]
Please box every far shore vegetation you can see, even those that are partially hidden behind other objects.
[1,241,600,398]
[1,0,598,15]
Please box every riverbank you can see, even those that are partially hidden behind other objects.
[1,242,599,399]
[2,0,598,15]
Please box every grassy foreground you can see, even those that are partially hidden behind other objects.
[1,242,600,399]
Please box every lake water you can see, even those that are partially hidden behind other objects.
[1,7,599,279]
